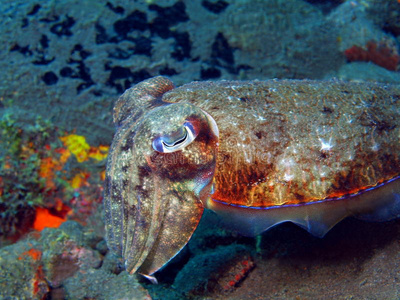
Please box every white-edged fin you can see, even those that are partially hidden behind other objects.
[140,273,158,284]
[353,178,400,222]
[288,202,348,237]
[356,193,400,221]
[206,177,400,238]
[207,197,348,238]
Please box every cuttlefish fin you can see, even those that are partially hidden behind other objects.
[208,198,348,238]
[353,178,400,222]
[208,177,400,238]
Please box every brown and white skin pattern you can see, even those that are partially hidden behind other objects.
[104,76,400,279]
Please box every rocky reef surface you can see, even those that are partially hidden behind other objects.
[1,0,400,299]
[0,221,151,299]
[2,0,399,144]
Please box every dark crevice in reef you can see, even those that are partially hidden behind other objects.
[149,2,189,37]
[211,32,234,66]
[32,35,54,65]
[50,15,76,37]
[148,2,192,61]
[159,65,178,76]
[27,4,42,16]
[42,71,58,85]
[106,2,125,14]
[107,37,152,59]
[11,34,55,66]
[201,67,221,80]
[10,44,33,56]
[201,0,229,14]
[60,67,74,77]
[96,16,153,56]
[105,64,151,93]
[14,7,97,93]
[39,15,60,23]
[113,10,148,39]
[32,54,55,65]
[39,34,49,49]
[210,32,236,74]
[148,1,189,22]
[72,44,91,60]
[95,23,109,44]
[207,33,252,77]
[108,47,136,60]
[61,60,94,93]
[100,2,193,92]
[133,37,152,56]
[171,32,191,61]
[21,18,29,28]
[304,0,344,14]
[59,44,94,93]
[12,1,246,94]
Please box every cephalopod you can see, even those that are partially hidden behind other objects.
[104,76,400,280]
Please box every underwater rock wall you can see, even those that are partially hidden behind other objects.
[1,0,382,145]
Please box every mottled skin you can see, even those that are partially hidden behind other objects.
[164,79,400,207]
[104,76,400,278]
[104,77,218,278]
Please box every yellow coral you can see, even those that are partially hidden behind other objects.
[88,145,109,161]
[39,157,61,190]
[60,134,108,163]
[57,147,71,164]
[59,134,90,163]
[70,171,90,189]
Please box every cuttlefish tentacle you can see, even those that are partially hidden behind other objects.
[104,76,400,278]
[104,77,219,276]
[104,77,175,262]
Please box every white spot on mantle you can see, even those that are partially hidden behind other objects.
[319,138,333,151]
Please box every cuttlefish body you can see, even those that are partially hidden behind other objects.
[104,76,400,279]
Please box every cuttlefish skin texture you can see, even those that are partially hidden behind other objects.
[104,76,400,277]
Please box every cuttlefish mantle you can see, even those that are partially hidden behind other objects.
[104,76,400,278]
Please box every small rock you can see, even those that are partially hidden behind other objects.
[0,240,49,299]
[64,268,152,300]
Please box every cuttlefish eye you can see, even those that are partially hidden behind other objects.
[152,122,197,153]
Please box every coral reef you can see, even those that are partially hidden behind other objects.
[0,109,107,244]
[0,221,151,299]
[1,0,398,146]
[344,40,399,71]
[171,244,253,297]
[0,0,345,145]
[1,0,400,299]
[0,112,57,240]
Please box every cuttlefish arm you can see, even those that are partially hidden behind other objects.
[104,77,219,277]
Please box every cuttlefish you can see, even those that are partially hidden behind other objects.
[104,76,400,280]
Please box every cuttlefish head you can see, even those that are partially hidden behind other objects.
[104,77,219,280]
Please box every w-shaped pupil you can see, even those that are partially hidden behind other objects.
[163,128,188,148]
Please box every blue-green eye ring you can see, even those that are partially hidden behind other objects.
[152,122,197,153]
